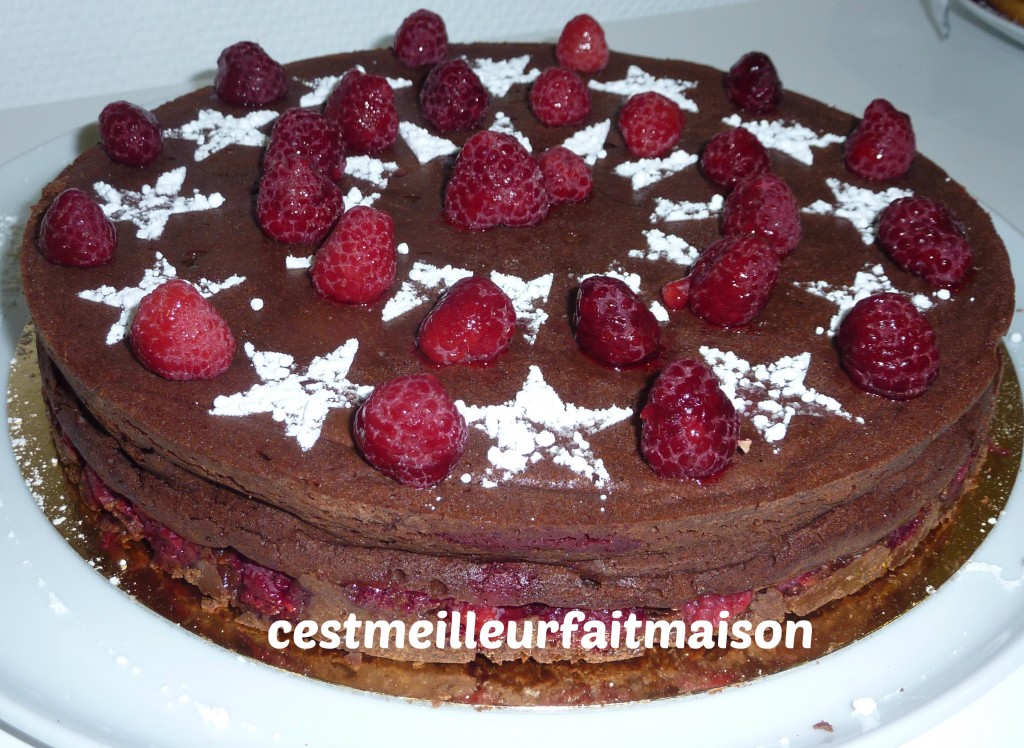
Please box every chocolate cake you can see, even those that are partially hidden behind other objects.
[19,18,1014,665]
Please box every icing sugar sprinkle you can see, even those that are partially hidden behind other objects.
[211,340,372,451]
[650,194,724,223]
[469,55,541,97]
[796,263,943,336]
[628,228,700,267]
[700,346,860,448]
[382,261,473,322]
[490,112,532,152]
[490,271,554,344]
[298,69,413,108]
[344,155,399,189]
[456,366,632,488]
[342,186,381,211]
[721,113,844,165]
[615,149,698,191]
[94,167,225,240]
[803,177,913,244]
[399,121,458,164]
[78,252,245,344]
[588,65,699,112]
[561,119,610,165]
[163,109,278,161]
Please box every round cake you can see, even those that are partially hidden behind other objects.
[20,14,1014,665]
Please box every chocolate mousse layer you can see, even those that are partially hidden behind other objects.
[20,43,1015,661]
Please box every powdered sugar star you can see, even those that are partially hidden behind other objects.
[78,252,245,344]
[163,108,278,161]
[803,177,913,244]
[588,65,698,112]
[211,340,372,451]
[469,55,541,97]
[721,114,845,165]
[456,366,632,488]
[94,167,225,240]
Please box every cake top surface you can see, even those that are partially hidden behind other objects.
[21,41,1014,548]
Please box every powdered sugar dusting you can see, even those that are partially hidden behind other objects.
[94,167,225,240]
[796,263,944,336]
[588,65,699,112]
[456,366,632,487]
[342,186,381,211]
[399,121,458,164]
[469,55,541,97]
[489,271,553,344]
[211,340,372,451]
[163,109,278,161]
[721,113,845,165]
[78,252,245,344]
[344,155,399,189]
[803,177,913,244]
[297,70,413,108]
[628,228,700,267]
[381,261,473,322]
[561,119,610,165]
[490,112,532,152]
[650,194,724,223]
[701,346,860,448]
[614,149,698,190]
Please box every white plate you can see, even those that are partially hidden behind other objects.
[2,129,1024,748]
[955,0,1024,46]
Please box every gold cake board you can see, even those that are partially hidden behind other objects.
[7,322,1022,707]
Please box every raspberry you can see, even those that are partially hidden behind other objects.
[239,562,304,619]
[417,276,517,365]
[257,153,343,245]
[419,58,489,133]
[837,293,940,400]
[38,188,117,268]
[264,107,346,182]
[354,373,468,487]
[555,14,610,73]
[640,358,740,479]
[844,98,915,181]
[444,131,549,229]
[574,276,661,367]
[877,196,973,286]
[393,9,448,67]
[684,235,781,327]
[529,68,591,127]
[311,206,396,305]
[324,69,399,154]
[618,92,684,159]
[721,172,802,258]
[98,101,163,167]
[129,279,236,381]
[214,41,287,107]
[538,146,593,205]
[682,591,753,625]
[699,127,771,191]
[725,52,782,114]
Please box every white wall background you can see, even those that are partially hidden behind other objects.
[1,0,751,109]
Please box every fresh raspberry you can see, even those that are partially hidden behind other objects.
[311,205,396,305]
[684,235,781,327]
[419,58,489,133]
[129,279,236,381]
[640,358,740,479]
[443,131,549,229]
[256,153,343,245]
[555,14,610,73]
[721,172,802,258]
[393,9,448,67]
[38,188,117,268]
[725,52,782,114]
[239,561,304,619]
[529,68,591,127]
[98,101,163,167]
[876,196,973,286]
[844,98,916,181]
[574,276,661,367]
[353,373,468,487]
[660,277,690,311]
[837,293,940,400]
[538,146,593,205]
[699,127,771,191]
[324,69,399,154]
[214,41,287,107]
[417,276,516,365]
[264,107,346,182]
[618,92,684,159]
